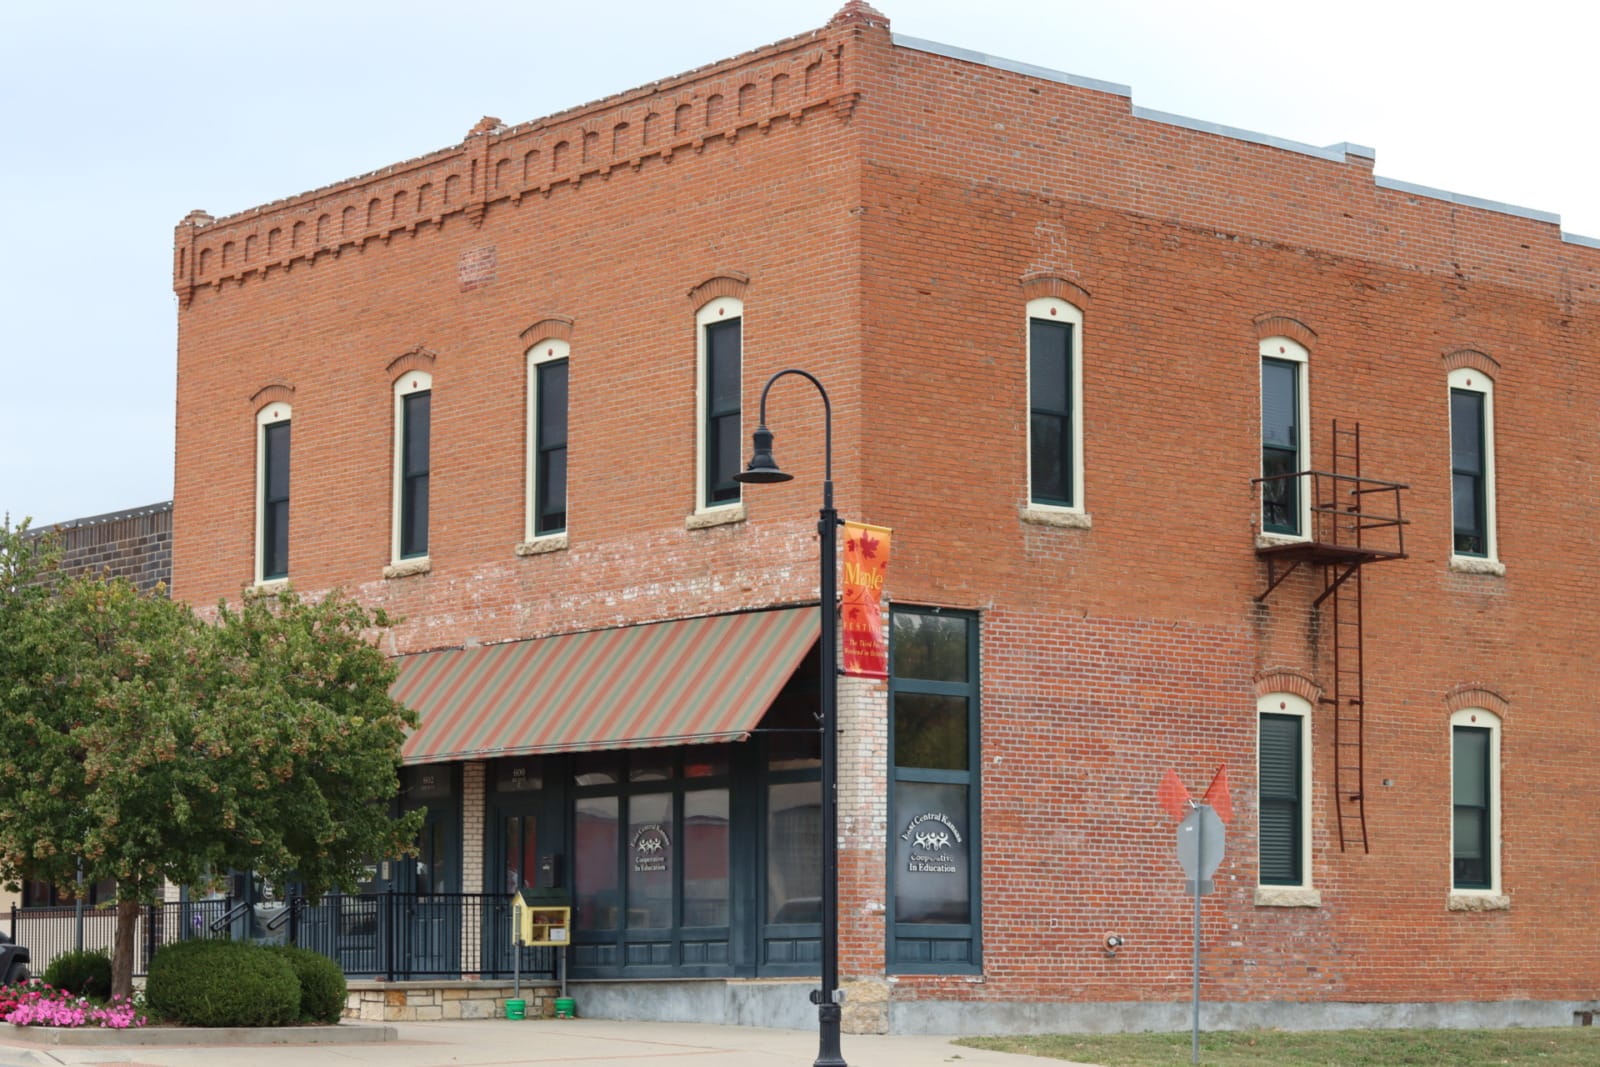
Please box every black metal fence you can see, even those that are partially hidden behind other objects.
[11,892,559,981]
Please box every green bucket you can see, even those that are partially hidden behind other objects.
[554,997,576,1019]
[505,998,527,1020]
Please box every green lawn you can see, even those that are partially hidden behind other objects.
[957,1027,1600,1066]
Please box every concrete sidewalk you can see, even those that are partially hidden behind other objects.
[0,1017,1101,1067]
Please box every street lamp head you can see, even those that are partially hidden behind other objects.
[733,424,794,484]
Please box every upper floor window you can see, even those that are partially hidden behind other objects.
[1260,338,1309,536]
[256,403,291,583]
[527,340,569,540]
[1451,708,1501,892]
[1027,298,1084,511]
[1258,694,1312,889]
[1449,368,1496,561]
[394,371,431,561]
[697,298,742,511]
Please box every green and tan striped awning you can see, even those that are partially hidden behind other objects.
[393,608,818,764]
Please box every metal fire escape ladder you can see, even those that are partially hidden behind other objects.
[1253,421,1408,856]
[1324,422,1368,854]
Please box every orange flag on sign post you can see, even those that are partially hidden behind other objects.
[1203,765,1232,825]
[841,521,892,678]
[1157,768,1191,820]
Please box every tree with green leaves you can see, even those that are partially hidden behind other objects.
[0,519,423,1000]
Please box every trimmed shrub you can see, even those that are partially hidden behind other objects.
[268,945,346,1024]
[145,939,298,1027]
[42,949,112,999]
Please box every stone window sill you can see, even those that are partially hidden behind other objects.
[1255,531,1309,549]
[1448,891,1510,912]
[516,534,569,557]
[685,503,746,530]
[1254,886,1321,908]
[383,558,432,580]
[1020,505,1092,529]
[247,578,290,598]
[1450,555,1506,577]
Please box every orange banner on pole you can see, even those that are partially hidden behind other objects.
[841,521,892,678]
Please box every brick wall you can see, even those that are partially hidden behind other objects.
[170,3,1600,1013]
[40,501,173,595]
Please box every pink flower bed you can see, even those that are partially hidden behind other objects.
[0,982,146,1029]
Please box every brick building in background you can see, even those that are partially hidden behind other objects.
[3,502,173,922]
[170,2,1600,1033]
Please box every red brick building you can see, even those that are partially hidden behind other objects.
[170,3,1600,1033]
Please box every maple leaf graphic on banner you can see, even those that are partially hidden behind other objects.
[859,532,880,559]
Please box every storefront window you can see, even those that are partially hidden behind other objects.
[575,796,619,931]
[627,792,674,928]
[683,789,730,927]
[888,607,980,972]
[766,780,822,923]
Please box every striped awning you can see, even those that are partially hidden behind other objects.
[393,608,818,764]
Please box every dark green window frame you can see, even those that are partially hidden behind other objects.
[1450,388,1488,556]
[1452,725,1492,890]
[704,318,741,507]
[1029,317,1074,507]
[261,418,290,580]
[1258,713,1304,886]
[887,606,980,974]
[535,359,568,536]
[1261,356,1302,535]
[400,390,431,559]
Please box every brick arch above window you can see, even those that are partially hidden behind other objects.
[519,316,575,345]
[1252,314,1317,348]
[385,345,438,380]
[1445,685,1510,719]
[687,271,750,308]
[1442,348,1501,378]
[1254,668,1323,705]
[248,381,295,413]
[1019,272,1091,306]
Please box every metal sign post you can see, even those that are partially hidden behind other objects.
[1175,803,1225,1066]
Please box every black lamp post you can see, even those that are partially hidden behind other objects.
[735,368,846,1067]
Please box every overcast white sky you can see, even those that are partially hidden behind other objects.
[3,0,1594,528]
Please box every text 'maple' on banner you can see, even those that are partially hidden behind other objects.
[841,521,892,678]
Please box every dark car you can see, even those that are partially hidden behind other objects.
[0,931,29,985]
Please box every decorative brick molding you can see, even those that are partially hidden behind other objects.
[386,346,438,380]
[248,382,296,412]
[519,316,575,344]
[1444,685,1510,719]
[1019,272,1092,306]
[687,272,751,308]
[1442,347,1501,377]
[174,21,866,303]
[1253,314,1317,347]
[1254,669,1323,705]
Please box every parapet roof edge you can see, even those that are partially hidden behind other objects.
[895,32,1581,234]
[32,500,174,534]
[1374,176,1559,225]
[892,34,1131,98]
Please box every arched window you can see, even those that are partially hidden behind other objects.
[256,402,291,583]
[1026,297,1085,513]
[1450,707,1502,895]
[696,297,742,513]
[1257,692,1313,894]
[526,339,569,541]
[1260,337,1310,537]
[393,371,432,562]
[1448,367,1497,564]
